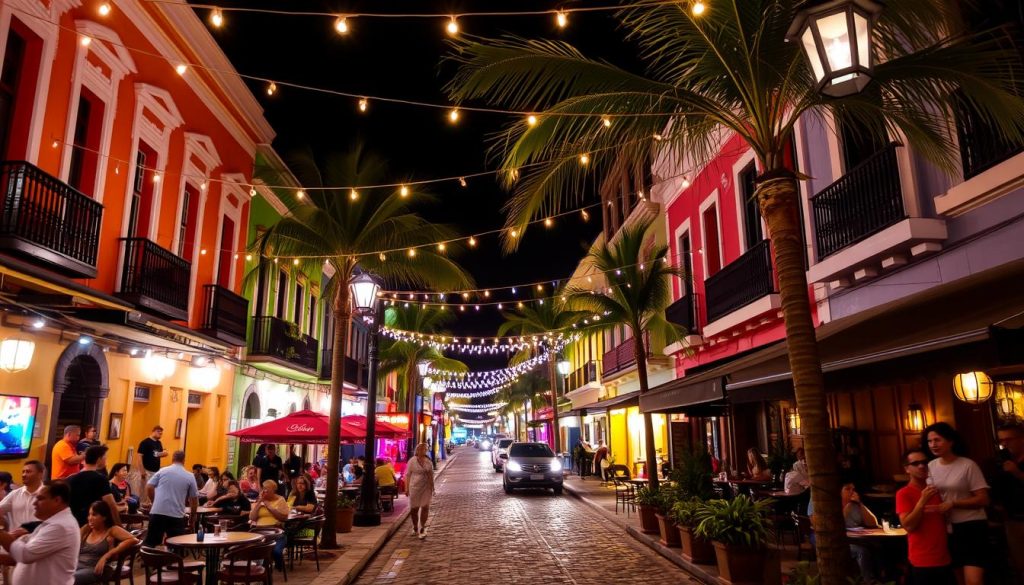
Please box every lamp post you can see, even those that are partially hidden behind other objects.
[411,360,430,459]
[349,272,383,527]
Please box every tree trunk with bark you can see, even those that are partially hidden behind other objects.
[548,359,560,455]
[635,331,659,491]
[406,363,417,460]
[321,284,351,548]
[757,171,852,582]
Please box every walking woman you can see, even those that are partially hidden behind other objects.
[406,442,435,540]
[922,422,990,585]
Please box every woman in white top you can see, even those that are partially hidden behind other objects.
[405,443,435,540]
[199,467,221,504]
[923,422,989,585]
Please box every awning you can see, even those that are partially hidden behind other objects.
[583,390,640,414]
[640,374,726,413]
[67,317,209,355]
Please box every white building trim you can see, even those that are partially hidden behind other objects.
[697,189,724,280]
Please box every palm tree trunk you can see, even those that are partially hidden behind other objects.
[321,283,351,548]
[634,332,659,491]
[405,363,417,459]
[757,170,851,582]
[548,359,560,455]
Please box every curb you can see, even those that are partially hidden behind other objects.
[562,481,718,585]
[328,451,461,585]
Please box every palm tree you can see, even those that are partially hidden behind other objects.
[497,289,589,454]
[378,304,468,456]
[254,145,471,547]
[562,217,682,491]
[445,2,1024,578]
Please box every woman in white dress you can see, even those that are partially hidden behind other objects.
[405,443,435,540]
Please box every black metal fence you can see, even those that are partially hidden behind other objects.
[250,315,318,371]
[665,293,700,334]
[200,284,248,342]
[705,239,776,323]
[118,238,191,316]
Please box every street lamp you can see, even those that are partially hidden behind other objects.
[786,0,883,97]
[349,271,384,527]
[417,360,431,377]
[557,359,571,377]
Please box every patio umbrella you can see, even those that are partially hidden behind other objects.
[228,409,361,444]
[340,415,410,439]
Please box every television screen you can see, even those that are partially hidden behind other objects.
[0,395,38,459]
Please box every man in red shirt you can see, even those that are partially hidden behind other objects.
[897,448,955,585]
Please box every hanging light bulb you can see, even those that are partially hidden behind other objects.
[602,116,612,128]
[446,16,459,36]
[349,189,358,201]
[80,35,92,47]
[266,81,277,96]
[692,1,706,16]
[468,236,477,247]
[152,173,161,183]
[556,11,568,28]
[579,153,590,165]
[682,176,691,189]
[408,248,417,258]
[209,8,223,27]
[459,177,467,187]
[448,108,460,123]
[245,254,253,261]
[249,187,257,197]
[335,16,349,34]
[358,97,368,112]
[175,64,187,76]
[653,133,663,141]
[544,217,554,228]
[379,252,386,262]
[581,209,590,222]
[292,258,299,266]
[527,114,538,126]
[438,242,446,252]
[484,290,491,298]
[98,2,112,16]
[509,229,518,238]
[296,189,305,200]
[399,185,409,197]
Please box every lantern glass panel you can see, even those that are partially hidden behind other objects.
[818,12,854,75]
[349,275,380,312]
[854,12,870,69]
[801,28,826,82]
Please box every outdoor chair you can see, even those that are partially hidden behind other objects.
[100,540,141,585]
[792,512,816,561]
[121,512,146,531]
[217,542,275,585]
[139,546,198,585]
[379,485,398,512]
[287,515,325,572]
[249,526,287,581]
[609,467,635,516]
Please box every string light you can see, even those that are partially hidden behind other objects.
[579,153,590,165]
[446,16,459,35]
[249,187,257,197]
[581,209,590,222]
[245,254,253,261]
[296,189,306,199]
[556,10,568,28]
[458,177,467,187]
[152,173,161,183]
[358,97,368,112]
[399,185,409,197]
[407,248,416,258]
[526,114,537,126]
[209,7,223,27]
[468,236,477,247]
[349,189,358,201]
[544,217,553,228]
[682,176,691,189]
[98,2,112,16]
[334,16,349,34]
[438,242,446,252]
[602,116,612,128]
[448,108,460,123]
[692,1,706,16]
[292,258,299,265]
[175,64,187,75]
[80,35,92,47]
[266,81,277,95]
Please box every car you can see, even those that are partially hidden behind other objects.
[502,442,563,495]
[478,437,493,451]
[491,438,514,471]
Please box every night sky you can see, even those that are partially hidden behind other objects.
[199,1,637,370]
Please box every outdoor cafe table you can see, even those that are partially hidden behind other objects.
[166,531,263,585]
[846,527,907,539]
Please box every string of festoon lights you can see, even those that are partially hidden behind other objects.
[446,402,508,412]
[444,384,512,400]
[433,349,564,391]
[453,416,497,426]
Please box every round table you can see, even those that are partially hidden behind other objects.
[166,531,263,585]
[846,527,907,538]
[195,506,221,516]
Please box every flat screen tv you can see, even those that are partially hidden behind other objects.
[0,395,38,459]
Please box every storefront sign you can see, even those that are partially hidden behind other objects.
[534,406,554,421]
[376,413,409,429]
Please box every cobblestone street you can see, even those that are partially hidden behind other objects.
[353,448,703,585]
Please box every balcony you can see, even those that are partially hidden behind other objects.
[955,96,1024,180]
[249,316,319,374]
[319,349,368,389]
[705,239,776,327]
[812,143,905,260]
[602,332,650,379]
[566,361,600,393]
[0,161,102,278]
[665,293,700,334]
[199,284,248,346]
[117,238,191,320]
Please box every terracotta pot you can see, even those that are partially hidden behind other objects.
[655,513,681,547]
[712,541,767,585]
[678,525,715,564]
[335,506,355,533]
[638,504,660,534]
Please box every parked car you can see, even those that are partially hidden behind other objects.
[502,442,563,495]
[491,438,514,471]
[478,437,493,451]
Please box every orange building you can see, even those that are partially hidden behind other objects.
[0,0,274,474]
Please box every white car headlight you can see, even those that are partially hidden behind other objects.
[481,441,491,449]
[550,458,562,472]
[506,461,522,472]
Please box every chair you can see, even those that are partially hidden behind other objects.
[287,515,325,572]
[608,466,635,516]
[249,526,286,581]
[379,485,399,513]
[100,541,141,585]
[792,512,816,561]
[217,542,274,585]
[121,513,146,531]
[139,546,198,584]
[204,513,249,532]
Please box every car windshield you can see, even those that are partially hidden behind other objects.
[509,444,554,458]
[497,439,513,448]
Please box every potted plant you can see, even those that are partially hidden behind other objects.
[654,485,682,547]
[634,484,661,534]
[672,447,715,500]
[694,495,773,585]
[335,493,356,533]
[671,497,715,564]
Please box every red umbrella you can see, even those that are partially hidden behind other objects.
[228,409,363,444]
[341,415,410,439]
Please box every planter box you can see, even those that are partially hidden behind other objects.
[679,525,715,564]
[336,507,355,533]
[638,504,660,534]
[656,513,681,547]
[712,541,766,585]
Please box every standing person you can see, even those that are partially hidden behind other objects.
[923,422,990,585]
[593,442,609,480]
[73,501,137,585]
[284,448,303,488]
[897,448,956,585]
[67,446,120,527]
[75,427,98,456]
[51,426,85,480]
[0,481,80,584]
[0,473,12,499]
[143,451,198,547]
[256,445,284,493]
[992,421,1024,582]
[405,443,435,540]
[135,426,168,483]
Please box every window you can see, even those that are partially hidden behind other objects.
[677,230,693,299]
[738,162,762,249]
[509,443,554,458]
[177,184,199,261]
[127,144,157,239]
[66,88,104,196]
[275,271,287,318]
[701,203,722,276]
[0,21,42,161]
[838,114,886,171]
[308,297,317,336]
[217,215,234,287]
[294,283,304,326]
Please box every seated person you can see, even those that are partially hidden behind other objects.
[107,464,139,514]
[198,467,220,504]
[808,482,879,582]
[74,500,138,585]
[239,466,260,499]
[746,448,772,481]
[286,476,317,514]
[350,465,364,486]
[785,448,810,494]
[210,480,252,516]
[375,458,397,490]
[249,479,290,570]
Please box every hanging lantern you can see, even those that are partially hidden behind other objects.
[0,339,35,373]
[786,0,884,97]
[905,402,925,433]
[417,360,431,377]
[788,409,802,435]
[952,371,994,404]
[995,381,1023,419]
[557,360,571,376]
[348,272,382,314]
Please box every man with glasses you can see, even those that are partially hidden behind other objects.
[897,448,955,585]
[993,422,1024,582]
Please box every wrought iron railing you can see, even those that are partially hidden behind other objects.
[954,92,1024,180]
[0,160,102,275]
[250,315,318,372]
[118,238,191,317]
[665,293,700,334]
[811,143,904,260]
[566,361,600,393]
[601,332,651,378]
[319,348,367,387]
[200,284,248,342]
[705,239,776,323]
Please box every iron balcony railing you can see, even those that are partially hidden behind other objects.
[200,284,248,344]
[566,361,600,393]
[954,91,1024,180]
[250,315,319,372]
[117,238,191,319]
[319,348,367,387]
[601,332,651,378]
[811,143,905,260]
[665,293,700,334]
[0,160,102,277]
[705,239,776,323]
